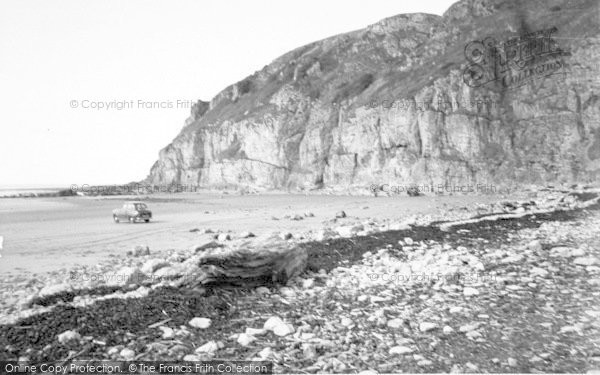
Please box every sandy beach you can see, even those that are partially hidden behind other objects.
[0,192,507,276]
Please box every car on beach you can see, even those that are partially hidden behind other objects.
[112,201,152,223]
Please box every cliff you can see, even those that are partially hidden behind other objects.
[146,0,600,192]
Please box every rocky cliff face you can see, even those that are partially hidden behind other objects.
[147,0,600,192]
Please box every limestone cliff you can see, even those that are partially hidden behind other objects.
[147,0,600,191]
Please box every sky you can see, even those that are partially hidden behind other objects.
[0,0,456,187]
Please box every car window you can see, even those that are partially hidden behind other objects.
[135,203,147,210]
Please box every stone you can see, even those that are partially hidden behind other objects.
[443,326,454,334]
[279,232,293,240]
[195,341,220,354]
[314,229,336,241]
[465,330,482,339]
[463,287,479,296]
[448,306,463,314]
[39,283,73,298]
[133,245,150,257]
[302,278,314,288]
[459,323,480,332]
[119,348,135,360]
[341,317,353,327]
[189,318,212,329]
[258,347,273,360]
[389,346,414,355]
[217,233,231,241]
[574,257,597,266]
[387,318,404,329]
[183,355,202,361]
[245,327,266,336]
[141,259,169,274]
[527,240,543,252]
[419,322,438,332]
[530,267,549,277]
[301,343,317,359]
[239,231,255,238]
[273,323,295,337]
[336,224,364,237]
[404,237,414,245]
[304,212,315,217]
[57,330,81,345]
[158,326,175,339]
[507,358,518,367]
[255,287,270,295]
[195,241,224,252]
[279,286,296,298]
[237,333,256,346]
[264,316,286,331]
[335,211,347,218]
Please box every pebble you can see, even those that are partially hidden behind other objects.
[404,237,414,245]
[419,322,438,332]
[237,333,256,346]
[57,330,81,345]
[258,347,273,360]
[245,327,266,336]
[389,345,414,355]
[574,257,597,266]
[273,323,295,337]
[459,323,479,332]
[335,210,347,218]
[443,326,454,334]
[466,330,482,339]
[141,259,169,274]
[255,286,270,295]
[341,317,353,327]
[463,287,479,296]
[279,287,296,298]
[132,245,150,257]
[119,348,135,360]
[159,326,175,339]
[280,232,293,240]
[449,306,463,314]
[195,341,220,354]
[508,357,518,367]
[217,233,231,241]
[302,278,314,288]
[183,354,202,361]
[465,362,479,371]
[239,231,255,238]
[387,318,404,329]
[189,317,212,329]
[527,240,543,251]
[264,316,294,336]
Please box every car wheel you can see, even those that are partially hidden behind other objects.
[144,219,150,223]
[129,217,135,223]
[113,215,119,223]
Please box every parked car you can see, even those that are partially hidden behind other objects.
[112,201,152,223]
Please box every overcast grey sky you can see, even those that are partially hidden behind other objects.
[0,0,456,187]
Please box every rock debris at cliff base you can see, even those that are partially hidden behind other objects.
[1,193,599,373]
